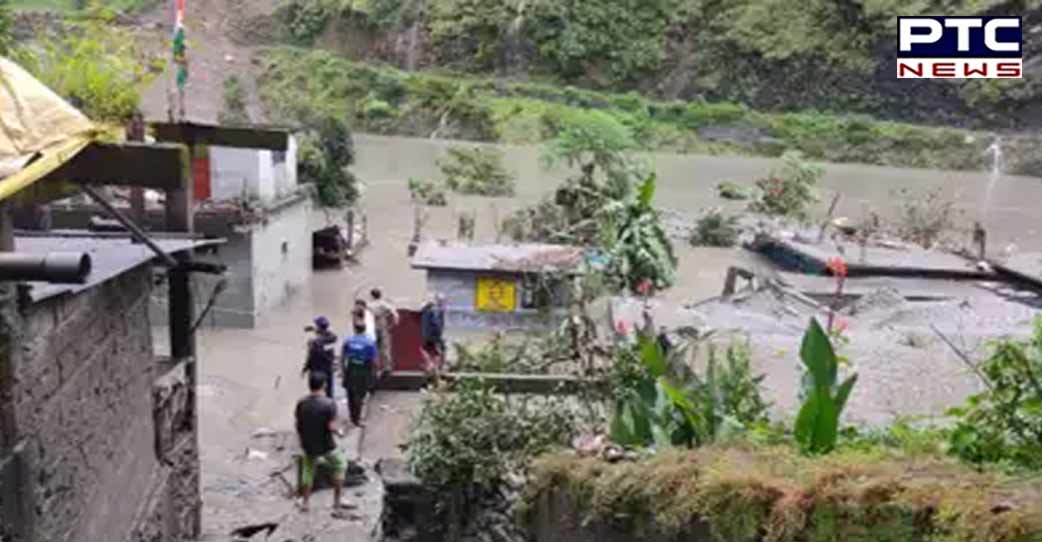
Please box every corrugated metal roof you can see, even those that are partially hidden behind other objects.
[15,235,225,303]
[411,241,585,273]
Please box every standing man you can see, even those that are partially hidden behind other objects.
[420,293,446,373]
[302,316,338,399]
[294,372,350,512]
[353,299,377,342]
[342,322,377,428]
[369,288,399,375]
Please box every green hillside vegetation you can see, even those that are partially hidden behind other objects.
[275,0,1037,129]
[257,47,1041,175]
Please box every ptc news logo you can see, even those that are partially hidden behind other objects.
[897,16,1022,78]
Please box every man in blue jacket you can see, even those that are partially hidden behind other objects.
[342,322,377,427]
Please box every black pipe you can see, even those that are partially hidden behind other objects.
[0,252,92,283]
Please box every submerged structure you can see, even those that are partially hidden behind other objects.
[411,241,586,330]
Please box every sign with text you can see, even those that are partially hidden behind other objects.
[897,16,1022,79]
[475,277,517,312]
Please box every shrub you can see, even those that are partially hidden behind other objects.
[691,209,740,247]
[23,3,155,122]
[408,380,578,492]
[0,0,13,56]
[749,150,822,221]
[892,186,960,249]
[716,181,749,200]
[438,145,516,197]
[284,0,334,44]
[947,316,1042,471]
[218,75,250,125]
[407,178,448,206]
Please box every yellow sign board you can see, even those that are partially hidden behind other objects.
[475,277,517,312]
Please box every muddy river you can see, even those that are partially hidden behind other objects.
[191,134,1041,538]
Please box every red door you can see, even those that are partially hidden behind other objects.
[390,309,425,372]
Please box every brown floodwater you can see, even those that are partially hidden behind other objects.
[191,134,1041,536]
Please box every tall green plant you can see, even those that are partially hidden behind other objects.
[602,175,677,292]
[438,145,515,196]
[794,318,858,455]
[610,334,768,449]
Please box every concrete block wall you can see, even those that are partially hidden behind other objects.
[2,265,200,542]
[250,196,311,323]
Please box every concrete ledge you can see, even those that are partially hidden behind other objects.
[377,371,597,395]
[756,237,994,280]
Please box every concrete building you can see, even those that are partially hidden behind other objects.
[37,132,311,328]
[410,241,586,330]
[0,236,216,542]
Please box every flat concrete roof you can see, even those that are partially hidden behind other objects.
[411,241,585,273]
[16,235,224,303]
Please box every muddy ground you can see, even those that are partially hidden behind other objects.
[180,135,1042,541]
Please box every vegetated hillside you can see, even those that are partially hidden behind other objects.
[245,0,1042,130]
[256,47,1042,176]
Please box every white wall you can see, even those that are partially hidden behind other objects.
[210,146,260,201]
[210,145,287,203]
[250,196,312,318]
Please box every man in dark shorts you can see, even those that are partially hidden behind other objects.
[342,322,377,427]
[294,372,349,512]
[302,316,338,399]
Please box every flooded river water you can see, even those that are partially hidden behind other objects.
[193,134,1042,538]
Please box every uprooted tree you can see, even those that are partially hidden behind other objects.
[502,112,676,292]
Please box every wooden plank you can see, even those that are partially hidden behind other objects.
[42,142,188,190]
[150,122,290,150]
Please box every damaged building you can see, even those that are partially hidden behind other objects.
[411,241,587,330]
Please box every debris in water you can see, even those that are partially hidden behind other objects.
[229,521,277,539]
[251,427,278,439]
[245,448,269,461]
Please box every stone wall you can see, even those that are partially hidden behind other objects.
[0,265,200,542]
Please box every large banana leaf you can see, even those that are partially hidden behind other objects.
[794,387,839,454]
[800,318,837,387]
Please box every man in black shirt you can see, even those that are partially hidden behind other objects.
[303,316,338,399]
[295,372,349,512]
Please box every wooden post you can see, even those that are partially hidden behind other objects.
[346,209,355,251]
[127,112,147,224]
[817,193,842,244]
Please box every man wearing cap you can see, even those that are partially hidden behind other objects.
[303,316,338,400]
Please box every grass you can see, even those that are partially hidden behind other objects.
[10,0,153,13]
[524,445,1042,542]
[256,46,1042,176]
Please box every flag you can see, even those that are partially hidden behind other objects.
[172,0,187,89]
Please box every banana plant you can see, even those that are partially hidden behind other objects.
[794,318,858,455]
